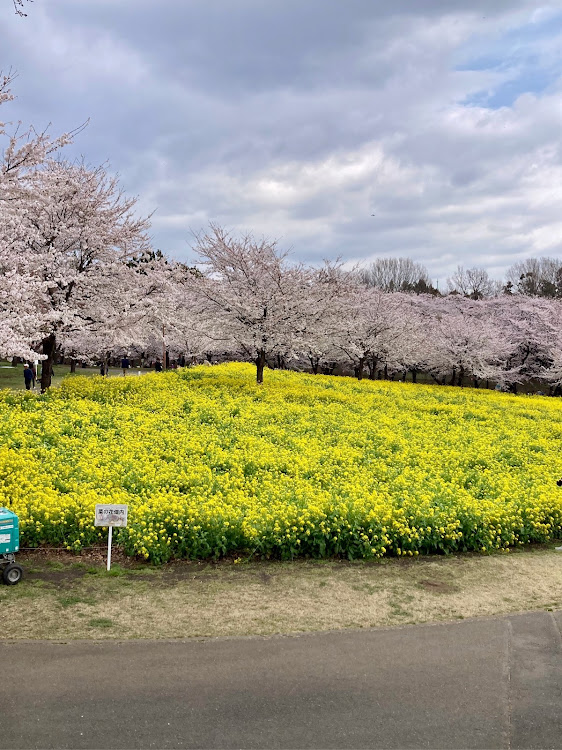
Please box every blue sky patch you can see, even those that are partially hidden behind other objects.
[457,9,562,109]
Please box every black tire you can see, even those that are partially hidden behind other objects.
[2,563,23,585]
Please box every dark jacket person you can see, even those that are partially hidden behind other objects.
[23,364,34,390]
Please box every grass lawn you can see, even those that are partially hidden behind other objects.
[0,361,148,390]
[1,546,560,639]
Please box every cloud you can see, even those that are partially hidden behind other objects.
[2,0,562,281]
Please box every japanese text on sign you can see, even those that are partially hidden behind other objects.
[95,504,128,527]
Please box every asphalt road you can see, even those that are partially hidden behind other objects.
[1,610,561,749]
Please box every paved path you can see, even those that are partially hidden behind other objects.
[1,611,561,749]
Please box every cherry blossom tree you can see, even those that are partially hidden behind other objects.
[539,299,562,393]
[0,74,75,362]
[1,73,73,190]
[189,225,320,383]
[168,265,221,366]
[333,286,406,380]
[0,160,151,389]
[384,293,430,382]
[488,295,556,391]
[421,296,512,387]
[120,254,210,369]
[56,258,162,371]
[293,260,352,375]
[0,72,12,108]
[0,270,43,359]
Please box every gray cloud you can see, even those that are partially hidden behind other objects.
[1,0,561,281]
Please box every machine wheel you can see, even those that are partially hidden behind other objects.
[2,563,23,585]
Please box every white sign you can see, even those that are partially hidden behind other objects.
[95,504,129,571]
[95,504,128,527]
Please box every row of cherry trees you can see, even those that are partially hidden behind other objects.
[2,75,562,391]
[176,227,562,392]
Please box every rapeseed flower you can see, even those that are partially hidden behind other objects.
[0,363,560,562]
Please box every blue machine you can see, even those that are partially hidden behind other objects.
[0,507,23,585]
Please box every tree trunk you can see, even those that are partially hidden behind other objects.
[309,356,320,375]
[429,373,445,385]
[383,363,388,380]
[11,357,18,367]
[450,368,456,386]
[255,349,267,384]
[367,357,378,380]
[411,368,417,384]
[70,359,77,374]
[355,357,365,381]
[40,333,56,392]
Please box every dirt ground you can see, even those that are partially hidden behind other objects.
[0,545,560,639]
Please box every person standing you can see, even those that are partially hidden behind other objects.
[121,356,130,376]
[30,363,37,389]
[23,364,34,391]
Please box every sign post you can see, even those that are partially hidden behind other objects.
[94,504,128,571]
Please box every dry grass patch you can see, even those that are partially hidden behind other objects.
[0,547,560,639]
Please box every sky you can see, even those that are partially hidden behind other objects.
[3,0,562,283]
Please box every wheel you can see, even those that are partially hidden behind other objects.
[2,563,23,585]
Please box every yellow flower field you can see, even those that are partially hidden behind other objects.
[2,363,562,562]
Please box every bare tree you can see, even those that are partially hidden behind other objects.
[359,257,433,293]
[447,265,500,300]
[505,257,562,297]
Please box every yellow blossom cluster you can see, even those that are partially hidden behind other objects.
[1,363,561,562]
